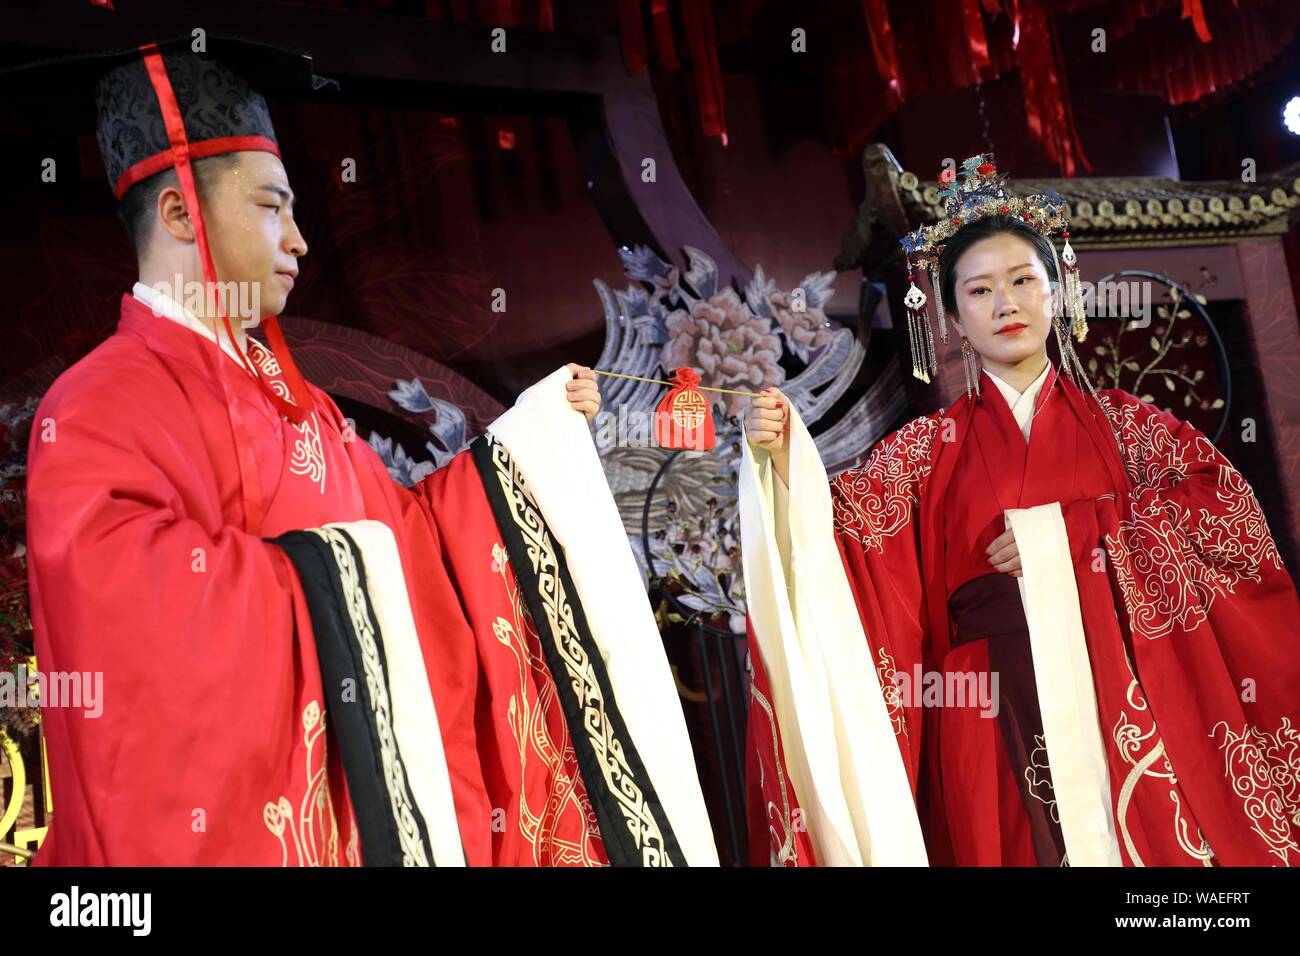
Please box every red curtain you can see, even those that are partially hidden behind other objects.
[609,0,1298,173]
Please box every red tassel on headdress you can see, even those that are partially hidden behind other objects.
[655,368,715,451]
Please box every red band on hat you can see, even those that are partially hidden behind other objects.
[112,135,281,200]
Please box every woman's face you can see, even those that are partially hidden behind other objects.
[949,232,1055,368]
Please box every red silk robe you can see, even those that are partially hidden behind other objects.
[745,616,819,867]
[747,364,1300,866]
[26,293,606,866]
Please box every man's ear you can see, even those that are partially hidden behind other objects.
[156,185,195,244]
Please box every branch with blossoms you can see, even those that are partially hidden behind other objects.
[1087,278,1224,416]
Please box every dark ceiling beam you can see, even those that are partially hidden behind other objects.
[1,0,641,96]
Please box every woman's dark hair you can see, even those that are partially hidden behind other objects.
[937,215,1058,315]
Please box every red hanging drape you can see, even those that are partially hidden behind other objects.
[278,0,1298,173]
[607,0,1296,172]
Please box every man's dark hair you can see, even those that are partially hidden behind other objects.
[937,215,1059,315]
[115,154,239,259]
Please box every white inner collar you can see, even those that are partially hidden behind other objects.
[132,281,250,367]
[984,360,1052,442]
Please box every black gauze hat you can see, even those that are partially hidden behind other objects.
[2,35,334,198]
[0,34,336,428]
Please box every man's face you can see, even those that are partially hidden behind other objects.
[198,151,307,322]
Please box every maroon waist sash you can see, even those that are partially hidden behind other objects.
[949,572,1069,866]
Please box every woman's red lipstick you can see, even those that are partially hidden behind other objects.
[995,323,1028,336]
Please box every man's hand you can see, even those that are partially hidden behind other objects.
[986,526,1022,577]
[565,363,601,422]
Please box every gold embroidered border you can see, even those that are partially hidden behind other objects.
[491,543,606,866]
[749,680,798,865]
[831,414,940,553]
[484,436,672,866]
[313,527,430,867]
[262,699,358,867]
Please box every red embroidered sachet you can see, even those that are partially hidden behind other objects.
[655,367,715,451]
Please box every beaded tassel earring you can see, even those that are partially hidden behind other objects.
[961,336,981,402]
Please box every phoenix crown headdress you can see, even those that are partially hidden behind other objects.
[898,153,1089,392]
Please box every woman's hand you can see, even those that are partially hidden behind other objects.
[745,387,791,485]
[565,363,601,422]
[986,527,1022,577]
[744,387,789,451]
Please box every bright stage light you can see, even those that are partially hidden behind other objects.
[1284,96,1300,135]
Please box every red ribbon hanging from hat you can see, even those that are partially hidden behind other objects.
[140,43,318,532]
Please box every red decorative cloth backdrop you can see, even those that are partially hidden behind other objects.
[612,0,1300,175]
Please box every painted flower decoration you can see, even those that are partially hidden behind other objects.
[662,287,784,416]
[388,377,436,414]
[746,265,836,362]
[368,433,436,486]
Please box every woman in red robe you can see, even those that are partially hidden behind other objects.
[740,154,1300,867]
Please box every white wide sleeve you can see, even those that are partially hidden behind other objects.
[740,411,928,866]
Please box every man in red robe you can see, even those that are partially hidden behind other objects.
[13,37,716,866]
